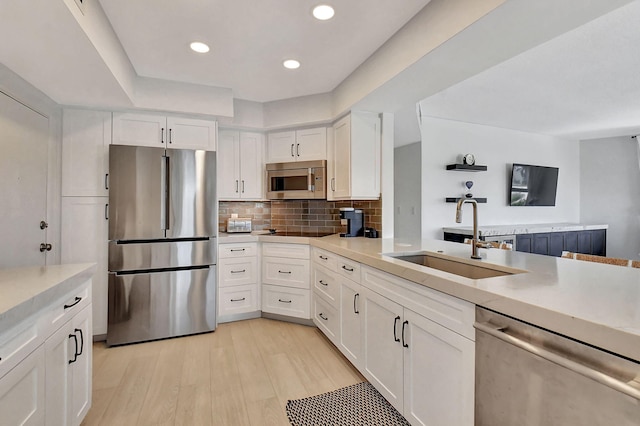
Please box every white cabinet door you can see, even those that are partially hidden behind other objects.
[69,305,92,426]
[362,288,404,412]
[217,130,241,199]
[238,132,264,199]
[267,130,296,162]
[339,277,363,369]
[61,197,108,336]
[0,345,46,426]
[112,112,166,147]
[295,127,326,161]
[330,115,351,199]
[62,109,111,197]
[166,116,216,150]
[403,309,475,426]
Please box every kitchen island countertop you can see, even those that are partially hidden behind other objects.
[310,235,640,362]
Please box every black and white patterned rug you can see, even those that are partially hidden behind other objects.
[286,382,411,426]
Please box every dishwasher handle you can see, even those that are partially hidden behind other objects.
[474,321,640,401]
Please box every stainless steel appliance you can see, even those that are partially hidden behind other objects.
[339,207,364,237]
[475,307,640,425]
[107,145,217,346]
[266,160,326,199]
[226,217,252,233]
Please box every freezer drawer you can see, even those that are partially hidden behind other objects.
[108,239,217,272]
[107,266,216,346]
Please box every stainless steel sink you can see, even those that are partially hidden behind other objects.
[388,253,516,279]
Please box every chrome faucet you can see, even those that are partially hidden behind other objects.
[455,198,482,259]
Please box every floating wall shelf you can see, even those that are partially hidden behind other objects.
[446,164,487,172]
[445,197,487,203]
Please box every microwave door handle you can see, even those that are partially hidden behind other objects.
[308,168,314,191]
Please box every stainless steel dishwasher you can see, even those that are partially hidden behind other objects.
[475,307,640,425]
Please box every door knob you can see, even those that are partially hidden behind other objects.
[40,243,52,252]
[40,220,48,230]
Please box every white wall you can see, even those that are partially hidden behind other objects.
[580,136,640,259]
[419,117,580,239]
[395,142,422,239]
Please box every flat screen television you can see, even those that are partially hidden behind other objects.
[509,163,559,206]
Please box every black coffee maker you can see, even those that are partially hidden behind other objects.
[339,207,364,237]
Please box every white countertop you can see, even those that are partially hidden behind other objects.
[0,263,96,331]
[310,235,640,362]
[443,222,608,236]
[219,232,319,244]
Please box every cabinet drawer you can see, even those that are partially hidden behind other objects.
[313,294,339,343]
[312,265,339,307]
[218,242,258,258]
[219,285,259,316]
[262,285,310,319]
[219,257,258,287]
[312,247,338,270]
[262,257,310,289]
[262,243,309,259]
[337,257,361,283]
[0,314,42,380]
[45,281,91,336]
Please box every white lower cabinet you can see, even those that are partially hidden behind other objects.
[218,242,260,323]
[262,243,311,319]
[0,280,92,426]
[311,248,475,425]
[262,285,310,318]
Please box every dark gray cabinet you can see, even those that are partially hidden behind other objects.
[444,229,606,258]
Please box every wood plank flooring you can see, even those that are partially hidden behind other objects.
[82,318,365,426]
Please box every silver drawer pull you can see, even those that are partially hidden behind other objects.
[319,313,328,321]
[230,269,246,274]
[319,255,328,260]
[319,280,328,286]
[278,299,292,303]
[230,248,246,252]
[341,265,354,272]
[230,297,246,302]
[278,270,292,274]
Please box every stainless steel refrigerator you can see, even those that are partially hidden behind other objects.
[107,145,217,346]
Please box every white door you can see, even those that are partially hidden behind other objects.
[0,91,49,267]
[62,109,111,197]
[267,131,296,163]
[295,127,326,161]
[239,132,264,199]
[112,112,166,147]
[331,115,351,199]
[361,287,404,412]
[403,309,475,426]
[166,116,216,150]
[0,345,46,426]
[61,197,108,335]
[217,130,240,199]
[339,277,363,369]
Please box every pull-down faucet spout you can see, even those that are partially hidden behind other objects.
[455,198,482,259]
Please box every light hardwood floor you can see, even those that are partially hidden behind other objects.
[82,318,365,426]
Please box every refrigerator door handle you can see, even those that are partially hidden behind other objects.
[160,155,170,231]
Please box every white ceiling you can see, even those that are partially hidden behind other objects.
[417,0,640,140]
[98,0,431,102]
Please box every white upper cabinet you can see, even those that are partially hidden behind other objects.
[328,112,381,200]
[112,112,216,150]
[62,109,111,197]
[266,127,326,163]
[218,130,264,200]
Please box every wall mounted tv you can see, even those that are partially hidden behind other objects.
[509,163,559,206]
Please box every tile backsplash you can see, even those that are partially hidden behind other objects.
[218,199,382,235]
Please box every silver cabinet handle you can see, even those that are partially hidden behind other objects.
[474,321,640,401]
[319,313,328,321]
[278,270,292,274]
[230,269,246,274]
[319,280,328,286]
[230,297,246,302]
[278,299,292,303]
[331,177,335,191]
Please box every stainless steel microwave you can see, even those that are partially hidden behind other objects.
[266,160,326,199]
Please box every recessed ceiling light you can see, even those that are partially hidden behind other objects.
[190,42,210,53]
[313,4,335,20]
[283,59,301,69]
